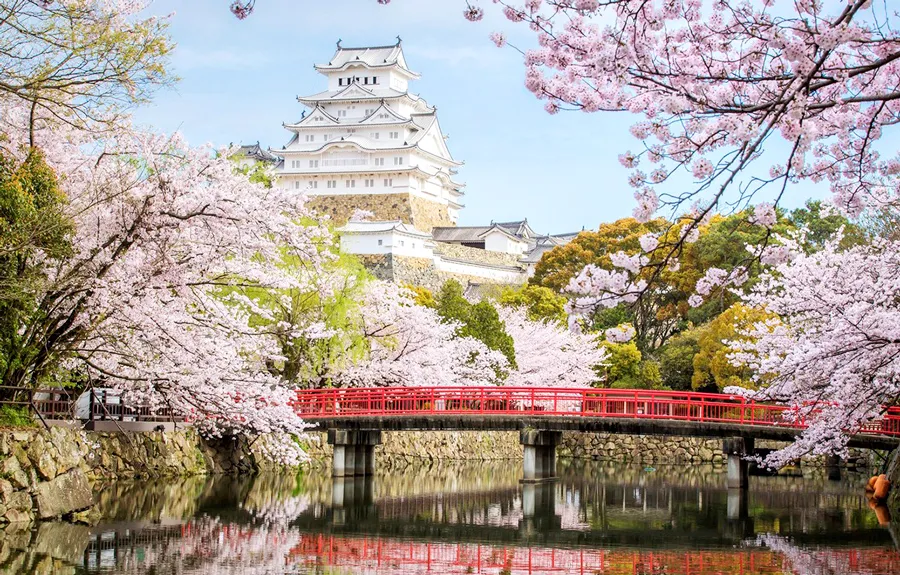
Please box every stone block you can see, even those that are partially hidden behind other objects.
[4,491,32,523]
[29,438,58,481]
[34,468,92,519]
[1,455,29,490]
[32,522,92,564]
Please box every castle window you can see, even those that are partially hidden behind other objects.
[339,78,344,86]
[364,77,369,85]
[365,109,373,116]
[294,181,300,189]
[310,181,318,189]
[383,178,393,186]
[305,134,314,142]
[374,132,380,140]
[323,135,329,142]
[389,131,399,139]
[345,179,356,188]
[338,110,347,117]
[364,179,374,187]
[372,77,378,84]
[394,157,403,165]
[327,180,336,188]
[378,239,383,246]
[375,158,385,166]
[308,160,319,168]
[399,240,405,247]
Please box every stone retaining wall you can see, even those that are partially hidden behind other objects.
[432,243,523,267]
[302,430,521,469]
[0,427,288,525]
[303,430,876,470]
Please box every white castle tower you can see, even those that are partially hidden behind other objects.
[273,39,465,232]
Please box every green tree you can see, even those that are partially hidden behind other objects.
[496,284,567,325]
[404,284,436,308]
[692,303,773,391]
[232,242,373,388]
[787,199,866,249]
[658,329,702,391]
[232,159,275,188]
[435,280,517,368]
[0,149,74,390]
[596,341,641,387]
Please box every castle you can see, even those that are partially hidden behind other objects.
[235,40,576,289]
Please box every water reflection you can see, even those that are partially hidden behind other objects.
[0,461,897,574]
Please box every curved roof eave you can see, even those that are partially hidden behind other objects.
[315,61,421,79]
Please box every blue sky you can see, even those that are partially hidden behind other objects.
[135,0,838,234]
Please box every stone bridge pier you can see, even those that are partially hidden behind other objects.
[328,429,382,477]
[521,429,562,482]
[723,437,754,489]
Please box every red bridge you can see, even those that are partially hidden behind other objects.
[293,387,900,484]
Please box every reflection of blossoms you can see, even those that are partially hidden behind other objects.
[751,533,892,575]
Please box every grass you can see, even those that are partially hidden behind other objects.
[0,405,36,428]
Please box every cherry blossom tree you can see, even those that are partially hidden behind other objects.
[1,0,173,132]
[334,281,509,387]
[726,234,900,467]
[498,306,606,387]
[0,101,328,450]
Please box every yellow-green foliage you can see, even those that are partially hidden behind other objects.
[497,284,567,325]
[404,284,436,308]
[692,303,774,391]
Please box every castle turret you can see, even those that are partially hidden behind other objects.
[272,39,464,231]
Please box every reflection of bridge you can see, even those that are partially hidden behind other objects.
[288,535,900,575]
[294,387,900,485]
[291,475,894,550]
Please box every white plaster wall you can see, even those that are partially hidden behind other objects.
[484,232,528,255]
[340,232,432,258]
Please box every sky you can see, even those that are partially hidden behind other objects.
[134,0,848,235]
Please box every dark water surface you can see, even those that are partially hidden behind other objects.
[3,460,899,574]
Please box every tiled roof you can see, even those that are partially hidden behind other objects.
[232,142,279,164]
[432,220,536,244]
[317,42,408,71]
[338,220,431,238]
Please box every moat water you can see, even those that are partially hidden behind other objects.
[3,460,899,574]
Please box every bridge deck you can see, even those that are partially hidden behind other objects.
[295,387,900,450]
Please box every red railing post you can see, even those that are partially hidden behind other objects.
[290,387,900,443]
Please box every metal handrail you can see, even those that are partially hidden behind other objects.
[292,386,900,437]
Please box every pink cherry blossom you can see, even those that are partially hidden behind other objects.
[751,203,777,228]
[499,307,606,387]
[604,324,635,344]
[727,235,900,467]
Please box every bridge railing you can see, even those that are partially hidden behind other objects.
[293,387,900,436]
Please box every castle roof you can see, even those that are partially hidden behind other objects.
[231,142,279,164]
[338,219,431,239]
[519,232,581,264]
[297,87,430,109]
[315,39,419,78]
[431,220,536,244]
